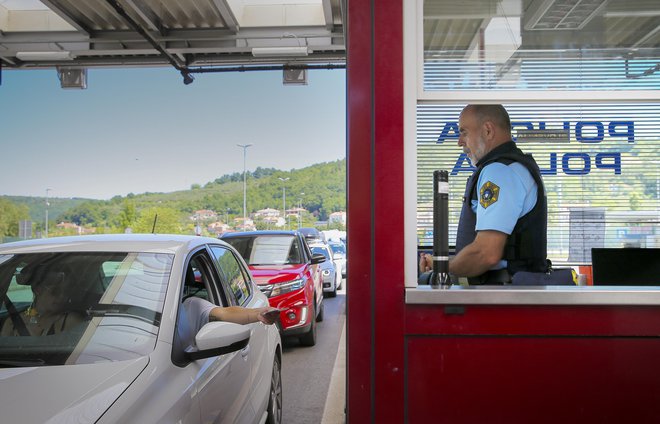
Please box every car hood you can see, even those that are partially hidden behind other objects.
[0,357,148,423]
[249,264,306,284]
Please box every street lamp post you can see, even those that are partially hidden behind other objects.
[237,144,253,225]
[278,177,290,229]
[45,188,52,238]
[298,192,305,229]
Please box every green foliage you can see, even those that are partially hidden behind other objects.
[0,198,30,237]
[1,159,346,233]
[132,207,189,234]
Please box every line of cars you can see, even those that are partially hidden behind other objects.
[0,234,282,424]
[220,227,346,344]
[0,228,346,422]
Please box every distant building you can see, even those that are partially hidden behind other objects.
[329,211,347,225]
[190,209,218,221]
[56,222,95,235]
[234,217,256,231]
[207,221,232,236]
[254,208,281,218]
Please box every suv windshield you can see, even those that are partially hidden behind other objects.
[0,251,172,367]
[223,235,303,265]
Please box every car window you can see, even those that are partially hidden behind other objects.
[330,243,346,256]
[223,235,302,265]
[183,257,210,302]
[209,246,252,306]
[0,252,172,366]
[311,246,331,260]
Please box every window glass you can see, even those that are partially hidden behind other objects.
[311,246,332,260]
[422,0,660,92]
[416,103,660,263]
[417,1,660,267]
[223,235,302,265]
[0,252,172,365]
[183,256,210,302]
[210,246,251,306]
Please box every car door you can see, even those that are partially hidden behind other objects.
[301,236,324,308]
[209,244,272,419]
[187,250,255,424]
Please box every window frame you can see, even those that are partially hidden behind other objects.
[404,0,660,287]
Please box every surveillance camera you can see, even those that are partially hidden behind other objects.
[181,71,194,85]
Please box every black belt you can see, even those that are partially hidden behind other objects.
[468,269,511,285]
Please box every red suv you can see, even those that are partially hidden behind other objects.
[221,230,325,346]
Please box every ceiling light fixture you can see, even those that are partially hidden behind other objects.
[251,46,310,57]
[16,51,73,61]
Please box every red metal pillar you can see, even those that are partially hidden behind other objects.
[347,0,404,422]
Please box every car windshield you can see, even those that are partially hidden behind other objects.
[330,243,346,256]
[311,247,331,260]
[223,235,303,265]
[0,251,172,367]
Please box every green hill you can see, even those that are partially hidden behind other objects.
[1,159,346,237]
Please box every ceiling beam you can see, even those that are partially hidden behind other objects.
[0,27,344,45]
[212,0,239,33]
[121,0,163,34]
[322,0,334,30]
[39,0,92,35]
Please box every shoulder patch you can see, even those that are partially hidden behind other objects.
[479,181,500,208]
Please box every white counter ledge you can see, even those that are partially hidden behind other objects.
[406,285,660,306]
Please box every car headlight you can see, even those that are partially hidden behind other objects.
[322,269,331,276]
[269,277,306,297]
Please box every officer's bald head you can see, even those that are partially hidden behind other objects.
[462,104,512,136]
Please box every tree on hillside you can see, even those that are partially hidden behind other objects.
[132,207,189,234]
[0,198,30,237]
[118,200,137,231]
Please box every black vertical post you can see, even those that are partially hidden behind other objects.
[431,170,450,288]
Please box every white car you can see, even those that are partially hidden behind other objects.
[0,234,282,424]
[310,243,342,297]
[328,240,347,279]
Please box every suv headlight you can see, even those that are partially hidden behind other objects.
[269,277,306,297]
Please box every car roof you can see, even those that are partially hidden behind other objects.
[220,230,299,237]
[309,243,329,249]
[0,234,230,256]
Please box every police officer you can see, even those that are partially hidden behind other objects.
[421,104,548,284]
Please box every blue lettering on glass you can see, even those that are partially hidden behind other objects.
[450,153,476,175]
[438,121,634,143]
[458,152,622,176]
[539,153,558,175]
[436,122,459,144]
[436,120,632,175]
[608,121,635,143]
[562,153,591,175]
[595,152,622,174]
[575,121,605,143]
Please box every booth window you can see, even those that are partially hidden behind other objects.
[413,0,660,268]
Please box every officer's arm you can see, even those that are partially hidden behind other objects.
[448,230,507,277]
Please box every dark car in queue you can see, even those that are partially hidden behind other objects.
[221,231,325,346]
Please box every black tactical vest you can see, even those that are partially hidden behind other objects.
[455,141,548,277]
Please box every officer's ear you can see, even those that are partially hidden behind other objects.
[483,120,496,140]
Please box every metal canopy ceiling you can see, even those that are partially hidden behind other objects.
[423,0,660,54]
[0,0,346,74]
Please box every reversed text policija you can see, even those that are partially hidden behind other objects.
[437,120,635,176]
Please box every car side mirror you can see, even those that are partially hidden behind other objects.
[185,321,251,361]
[311,253,326,264]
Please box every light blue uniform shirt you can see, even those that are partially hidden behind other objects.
[471,161,538,269]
